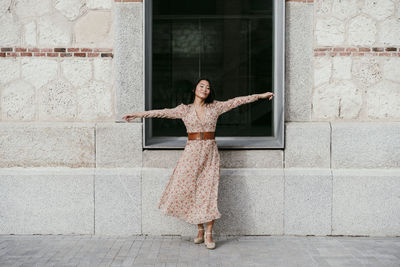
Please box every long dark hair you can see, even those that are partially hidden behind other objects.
[190,78,216,104]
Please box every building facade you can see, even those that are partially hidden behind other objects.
[0,0,399,236]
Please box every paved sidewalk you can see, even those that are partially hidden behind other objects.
[0,234,399,267]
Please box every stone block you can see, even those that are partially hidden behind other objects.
[362,0,394,21]
[37,12,72,46]
[315,17,345,46]
[114,3,143,121]
[95,168,141,235]
[76,81,114,121]
[366,80,400,120]
[0,123,95,168]
[0,58,20,85]
[348,15,376,46]
[331,122,400,168]
[61,58,92,87]
[285,2,313,121]
[216,168,284,235]
[1,80,35,121]
[312,80,362,120]
[284,168,332,235]
[96,123,142,167]
[219,150,283,168]
[0,168,94,234]
[74,10,113,47]
[332,169,400,236]
[38,79,77,121]
[380,18,400,46]
[21,57,58,89]
[284,122,331,168]
[0,13,20,46]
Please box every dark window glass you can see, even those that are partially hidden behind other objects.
[149,0,275,139]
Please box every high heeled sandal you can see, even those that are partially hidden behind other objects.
[204,231,216,249]
[193,228,204,244]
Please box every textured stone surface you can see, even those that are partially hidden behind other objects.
[77,81,113,120]
[96,123,142,167]
[315,17,345,46]
[331,0,359,20]
[143,150,184,168]
[332,169,400,236]
[87,0,112,9]
[0,123,95,167]
[331,122,400,168]
[21,58,58,89]
[55,0,87,21]
[366,80,400,120]
[351,57,382,86]
[383,57,400,83]
[313,80,362,120]
[23,21,37,46]
[1,80,35,121]
[93,58,113,84]
[0,58,20,85]
[38,79,77,121]
[284,122,331,168]
[284,168,332,235]
[0,13,21,46]
[219,150,283,168]
[114,3,143,121]
[285,2,313,121]
[313,56,331,88]
[362,0,394,21]
[0,168,94,234]
[332,57,352,80]
[74,10,113,47]
[379,18,400,46]
[216,168,284,235]
[315,0,331,15]
[61,58,92,87]
[0,0,12,14]
[95,168,141,235]
[14,0,51,20]
[143,149,283,168]
[37,12,72,46]
[348,15,376,46]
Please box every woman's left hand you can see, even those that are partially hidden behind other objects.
[258,92,275,100]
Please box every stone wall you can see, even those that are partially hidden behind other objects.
[0,0,399,236]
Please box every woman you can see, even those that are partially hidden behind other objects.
[123,78,274,249]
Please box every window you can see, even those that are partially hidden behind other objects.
[144,0,284,149]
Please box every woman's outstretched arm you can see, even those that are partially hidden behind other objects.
[123,103,187,121]
[214,92,274,116]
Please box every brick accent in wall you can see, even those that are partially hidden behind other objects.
[314,47,400,57]
[0,47,113,58]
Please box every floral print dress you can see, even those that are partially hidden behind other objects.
[141,94,260,224]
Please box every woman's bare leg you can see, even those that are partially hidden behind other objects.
[205,220,214,243]
[196,223,204,239]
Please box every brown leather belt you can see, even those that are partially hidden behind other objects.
[187,131,215,140]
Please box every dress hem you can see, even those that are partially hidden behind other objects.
[159,207,222,225]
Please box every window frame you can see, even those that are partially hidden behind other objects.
[143,0,284,149]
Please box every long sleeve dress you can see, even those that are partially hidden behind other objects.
[141,94,260,224]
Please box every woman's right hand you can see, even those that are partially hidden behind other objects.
[122,113,141,122]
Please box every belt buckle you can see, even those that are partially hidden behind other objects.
[200,132,204,140]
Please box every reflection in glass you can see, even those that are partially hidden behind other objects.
[151,0,274,137]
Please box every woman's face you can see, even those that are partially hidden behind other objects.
[195,80,210,100]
